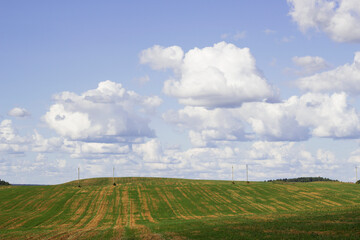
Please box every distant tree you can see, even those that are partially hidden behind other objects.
[356,180,360,184]
[267,177,338,183]
[0,179,10,185]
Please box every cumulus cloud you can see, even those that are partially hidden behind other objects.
[295,52,360,94]
[141,42,277,108]
[8,107,30,118]
[247,141,298,167]
[163,106,246,147]
[139,45,184,70]
[292,55,330,75]
[44,80,162,142]
[241,92,360,140]
[348,147,360,164]
[288,0,360,42]
[165,91,360,145]
[0,119,28,153]
[294,92,360,138]
[239,101,310,141]
[61,139,130,159]
[133,139,165,163]
[246,141,341,179]
[124,141,345,181]
[32,131,63,153]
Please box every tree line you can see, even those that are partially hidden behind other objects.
[0,179,10,185]
[267,177,338,183]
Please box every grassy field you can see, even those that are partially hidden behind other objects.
[0,177,360,239]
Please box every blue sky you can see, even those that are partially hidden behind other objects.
[1,0,360,184]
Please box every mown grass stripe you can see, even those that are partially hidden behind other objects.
[73,187,103,228]
[82,186,111,229]
[39,187,81,227]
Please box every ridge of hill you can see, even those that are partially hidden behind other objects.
[1,177,360,239]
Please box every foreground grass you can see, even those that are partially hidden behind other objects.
[148,207,360,239]
[0,178,359,239]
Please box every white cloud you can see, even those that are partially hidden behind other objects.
[163,106,246,147]
[0,119,28,153]
[139,45,184,70]
[295,52,360,94]
[44,80,161,142]
[316,149,337,165]
[56,159,67,168]
[160,146,242,178]
[32,130,62,153]
[292,55,330,75]
[233,31,246,40]
[134,75,150,85]
[133,139,165,163]
[241,92,360,140]
[348,147,360,164]
[145,42,277,108]
[247,141,297,167]
[288,0,360,42]
[246,141,341,179]
[8,107,30,118]
[239,101,310,141]
[62,140,130,159]
[164,92,360,145]
[295,92,360,138]
[126,141,345,181]
[264,29,276,34]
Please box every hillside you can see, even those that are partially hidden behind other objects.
[1,177,360,239]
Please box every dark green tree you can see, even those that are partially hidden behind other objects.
[0,179,10,185]
[267,177,338,183]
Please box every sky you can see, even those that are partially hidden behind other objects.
[2,0,360,184]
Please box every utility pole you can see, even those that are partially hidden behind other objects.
[113,166,116,186]
[232,165,235,184]
[78,167,81,188]
[246,164,249,184]
[356,166,358,183]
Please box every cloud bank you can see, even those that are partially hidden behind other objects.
[288,0,360,42]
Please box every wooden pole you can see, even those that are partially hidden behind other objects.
[113,166,116,186]
[232,165,234,184]
[246,164,249,183]
[78,167,80,187]
[356,166,358,183]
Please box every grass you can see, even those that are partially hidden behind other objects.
[0,177,360,239]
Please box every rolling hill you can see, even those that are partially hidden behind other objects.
[1,177,360,239]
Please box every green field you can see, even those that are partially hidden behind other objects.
[1,177,360,239]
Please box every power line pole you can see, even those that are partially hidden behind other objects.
[246,164,249,184]
[232,165,235,184]
[113,166,116,186]
[78,167,80,188]
[356,166,358,183]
